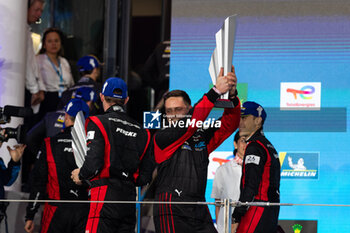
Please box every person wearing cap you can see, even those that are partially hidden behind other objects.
[152,67,240,233]
[76,55,102,82]
[58,55,103,114]
[24,99,90,233]
[24,86,97,181]
[71,77,152,233]
[211,131,246,233]
[232,101,280,233]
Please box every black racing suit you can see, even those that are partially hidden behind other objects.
[79,105,152,233]
[232,128,280,233]
[153,88,241,233]
[26,110,65,156]
[25,127,89,233]
[23,110,66,185]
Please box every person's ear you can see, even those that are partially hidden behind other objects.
[255,117,262,127]
[100,93,105,102]
[234,141,238,150]
[124,96,129,105]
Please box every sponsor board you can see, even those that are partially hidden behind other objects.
[279,152,319,179]
[280,82,321,110]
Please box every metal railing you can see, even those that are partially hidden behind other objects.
[1,198,350,233]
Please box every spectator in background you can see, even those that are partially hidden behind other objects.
[36,27,74,119]
[23,0,46,189]
[0,128,26,223]
[24,99,90,233]
[26,0,46,109]
[211,131,246,233]
[58,55,103,115]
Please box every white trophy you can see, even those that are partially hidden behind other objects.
[209,15,237,108]
[71,111,87,168]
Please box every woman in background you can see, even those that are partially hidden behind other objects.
[37,27,74,119]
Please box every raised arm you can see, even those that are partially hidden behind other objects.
[154,67,236,164]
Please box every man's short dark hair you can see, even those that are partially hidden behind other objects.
[163,90,191,106]
[28,0,45,8]
[104,88,125,106]
[79,70,93,77]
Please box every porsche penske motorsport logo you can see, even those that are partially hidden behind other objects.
[279,152,319,179]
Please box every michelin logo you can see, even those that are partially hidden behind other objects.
[288,156,306,170]
[280,152,319,179]
[143,110,161,129]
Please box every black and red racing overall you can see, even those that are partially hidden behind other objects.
[232,128,280,233]
[79,105,152,233]
[26,127,89,233]
[153,88,241,233]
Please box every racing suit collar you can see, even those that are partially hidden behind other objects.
[106,104,125,113]
[62,126,73,133]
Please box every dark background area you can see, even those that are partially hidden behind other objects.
[31,0,171,123]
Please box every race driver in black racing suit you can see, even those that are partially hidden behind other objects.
[25,99,90,233]
[232,101,280,233]
[71,77,153,233]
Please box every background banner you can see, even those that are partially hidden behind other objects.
[170,0,350,232]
